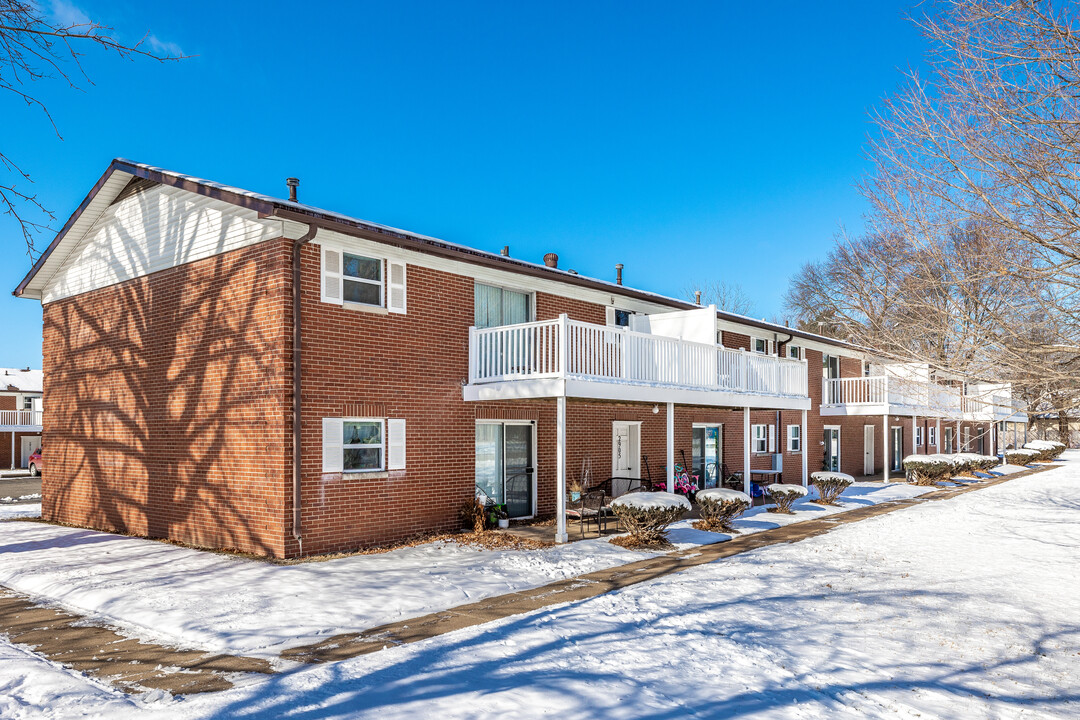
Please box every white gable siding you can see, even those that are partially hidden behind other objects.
[40,184,284,304]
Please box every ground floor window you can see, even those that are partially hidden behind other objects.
[787,424,801,453]
[944,427,954,454]
[692,425,722,489]
[475,422,535,518]
[752,424,768,453]
[929,426,937,447]
[343,420,384,472]
[915,426,923,447]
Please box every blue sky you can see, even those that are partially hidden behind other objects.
[0,0,927,369]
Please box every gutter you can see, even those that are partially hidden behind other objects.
[287,220,318,556]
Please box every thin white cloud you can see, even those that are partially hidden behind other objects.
[147,33,185,57]
[49,0,91,28]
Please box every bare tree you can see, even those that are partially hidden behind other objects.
[788,0,1080,434]
[1,0,183,256]
[685,279,755,316]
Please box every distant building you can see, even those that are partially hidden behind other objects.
[0,368,43,469]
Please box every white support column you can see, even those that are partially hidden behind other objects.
[800,409,808,487]
[9,431,14,470]
[882,414,890,482]
[555,395,568,544]
[912,414,918,456]
[936,419,941,452]
[743,407,752,497]
[990,421,996,457]
[665,402,675,493]
[1024,422,1028,445]
[956,420,961,452]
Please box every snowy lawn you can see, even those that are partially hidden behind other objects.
[2,455,1078,718]
[0,482,926,658]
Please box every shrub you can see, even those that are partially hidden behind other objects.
[1005,448,1040,466]
[1024,441,1065,461]
[810,472,854,505]
[765,483,808,513]
[693,488,751,533]
[610,492,691,548]
[951,453,998,474]
[903,455,953,485]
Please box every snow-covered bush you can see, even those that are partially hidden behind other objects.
[765,483,808,514]
[951,453,998,474]
[610,492,691,548]
[1005,448,1040,466]
[810,471,853,505]
[693,488,751,533]
[1023,440,1065,462]
[903,455,954,485]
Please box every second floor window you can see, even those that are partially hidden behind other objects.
[343,253,383,306]
[823,354,840,379]
[475,283,531,328]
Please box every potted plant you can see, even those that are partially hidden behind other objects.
[495,504,510,529]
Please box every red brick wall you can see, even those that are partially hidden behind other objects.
[40,238,293,557]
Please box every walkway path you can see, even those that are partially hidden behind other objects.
[0,466,1051,695]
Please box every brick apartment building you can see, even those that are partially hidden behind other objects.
[13,160,1029,558]
[0,368,43,470]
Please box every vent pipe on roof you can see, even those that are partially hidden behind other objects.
[501,245,509,257]
[544,253,558,268]
[694,290,702,305]
[615,263,624,286]
[286,177,300,202]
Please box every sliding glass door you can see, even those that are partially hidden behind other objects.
[475,422,535,518]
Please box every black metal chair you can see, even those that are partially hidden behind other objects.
[566,489,607,538]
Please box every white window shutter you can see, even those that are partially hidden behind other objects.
[768,424,776,453]
[322,417,343,473]
[388,418,406,470]
[388,261,407,314]
[605,307,616,326]
[321,246,344,305]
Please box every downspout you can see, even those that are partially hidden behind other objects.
[290,222,318,556]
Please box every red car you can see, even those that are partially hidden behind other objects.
[27,447,41,477]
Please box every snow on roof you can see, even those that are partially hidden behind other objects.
[0,368,42,393]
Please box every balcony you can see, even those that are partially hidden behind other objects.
[464,315,810,410]
[821,376,963,418]
[962,394,1028,423]
[0,410,43,432]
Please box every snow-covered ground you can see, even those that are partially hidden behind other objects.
[0,481,928,658]
[0,502,41,520]
[3,458,1078,718]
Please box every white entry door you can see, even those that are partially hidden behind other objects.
[21,436,40,468]
[611,422,640,497]
[863,425,875,476]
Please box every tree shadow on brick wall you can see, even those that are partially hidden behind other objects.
[43,188,289,557]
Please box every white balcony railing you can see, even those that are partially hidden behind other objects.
[469,315,808,399]
[823,376,1028,418]
[0,410,43,427]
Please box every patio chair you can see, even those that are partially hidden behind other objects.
[566,489,607,539]
[609,476,643,497]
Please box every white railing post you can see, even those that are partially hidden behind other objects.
[558,314,569,379]
[468,326,477,383]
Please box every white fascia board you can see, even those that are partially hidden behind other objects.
[820,403,952,418]
[463,378,811,411]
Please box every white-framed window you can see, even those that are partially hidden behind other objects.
[21,396,33,410]
[343,419,385,472]
[929,426,937,446]
[787,424,801,452]
[752,337,775,355]
[943,427,954,454]
[915,426,924,447]
[343,253,383,307]
[605,307,634,327]
[823,354,840,379]
[322,417,406,473]
[752,424,768,453]
[786,345,802,360]
[319,245,406,313]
